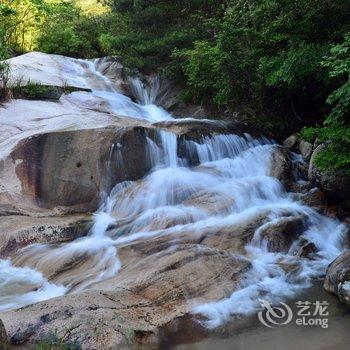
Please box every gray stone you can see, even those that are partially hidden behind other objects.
[0,215,91,258]
[260,215,306,253]
[324,250,350,304]
[283,134,298,150]
[300,188,325,212]
[269,146,294,190]
[296,238,317,258]
[299,140,313,162]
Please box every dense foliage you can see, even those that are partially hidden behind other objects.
[0,0,349,171]
[0,6,11,100]
[176,1,348,126]
[100,0,226,72]
[0,0,109,56]
[301,34,350,173]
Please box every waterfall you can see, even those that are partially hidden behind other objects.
[128,75,160,105]
[0,58,347,328]
[75,60,173,122]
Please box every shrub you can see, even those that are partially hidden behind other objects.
[36,331,81,350]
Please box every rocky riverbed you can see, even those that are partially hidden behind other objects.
[0,52,349,349]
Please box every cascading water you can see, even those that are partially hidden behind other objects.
[73,60,173,122]
[128,75,160,105]
[0,59,348,330]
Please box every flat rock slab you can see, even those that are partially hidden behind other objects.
[0,215,91,258]
[1,245,249,349]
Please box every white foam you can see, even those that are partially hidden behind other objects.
[0,259,67,312]
[83,61,172,122]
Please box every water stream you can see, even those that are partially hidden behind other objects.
[0,60,348,333]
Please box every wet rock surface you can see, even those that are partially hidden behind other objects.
[269,146,294,190]
[0,215,91,259]
[296,238,317,258]
[0,205,312,349]
[299,188,325,212]
[1,246,249,349]
[0,208,317,349]
[4,121,266,213]
[324,251,350,303]
[259,216,306,253]
[9,126,155,211]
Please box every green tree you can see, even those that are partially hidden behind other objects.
[36,0,113,58]
[0,7,12,101]
[36,1,94,57]
[301,33,350,172]
[0,0,49,52]
[178,0,349,124]
[101,0,227,71]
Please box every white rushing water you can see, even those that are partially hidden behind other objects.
[0,260,67,312]
[0,58,348,329]
[79,60,173,121]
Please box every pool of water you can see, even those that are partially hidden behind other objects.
[162,281,350,350]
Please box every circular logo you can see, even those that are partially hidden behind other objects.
[258,299,293,328]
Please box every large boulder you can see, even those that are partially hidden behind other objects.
[0,85,156,213]
[259,215,306,253]
[269,146,294,190]
[8,126,156,211]
[283,135,313,162]
[298,140,313,162]
[283,134,299,151]
[5,128,146,212]
[299,188,326,213]
[324,250,350,304]
[308,145,350,201]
